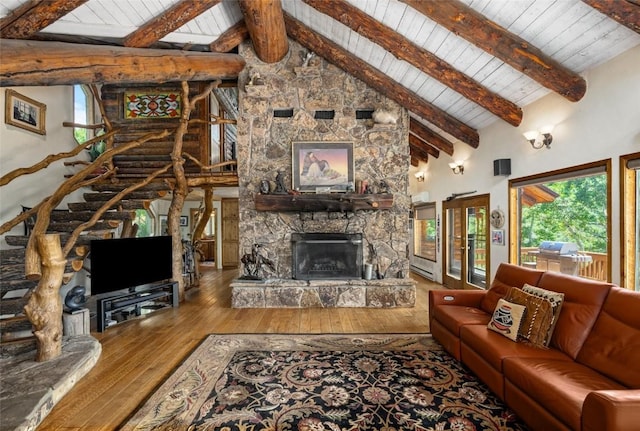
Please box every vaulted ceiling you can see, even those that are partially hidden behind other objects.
[1,0,639,165]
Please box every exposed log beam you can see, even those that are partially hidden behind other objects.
[0,39,245,86]
[303,0,522,127]
[0,0,87,39]
[284,13,479,148]
[409,146,429,166]
[410,156,421,167]
[239,0,288,63]
[582,0,640,34]
[410,134,439,159]
[410,118,454,156]
[124,0,221,48]
[401,0,587,102]
[209,21,250,53]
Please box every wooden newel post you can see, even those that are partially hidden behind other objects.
[24,234,66,362]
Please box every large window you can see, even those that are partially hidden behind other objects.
[413,203,436,261]
[509,161,610,282]
[621,152,640,291]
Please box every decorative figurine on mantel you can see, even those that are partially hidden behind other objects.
[273,170,288,195]
[240,243,276,280]
[260,179,270,194]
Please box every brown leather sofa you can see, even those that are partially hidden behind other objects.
[429,262,640,431]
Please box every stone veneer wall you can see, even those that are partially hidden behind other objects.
[236,40,411,280]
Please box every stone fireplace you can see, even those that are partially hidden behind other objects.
[232,39,414,308]
[292,233,363,280]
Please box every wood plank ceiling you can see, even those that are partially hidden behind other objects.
[1,0,639,166]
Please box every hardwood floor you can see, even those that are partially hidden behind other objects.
[37,267,444,430]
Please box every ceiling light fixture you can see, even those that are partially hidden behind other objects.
[523,125,554,149]
[448,161,464,175]
[414,171,425,182]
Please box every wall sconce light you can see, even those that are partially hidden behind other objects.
[414,171,425,182]
[523,125,554,149]
[448,160,464,175]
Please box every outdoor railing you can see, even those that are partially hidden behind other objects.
[519,247,608,282]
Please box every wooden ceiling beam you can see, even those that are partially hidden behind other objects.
[581,0,640,34]
[209,21,250,53]
[0,39,245,86]
[410,155,422,167]
[284,13,479,148]
[303,0,522,127]
[410,134,439,159]
[239,0,288,63]
[410,145,430,164]
[124,0,221,48]
[401,0,587,102]
[0,0,87,39]
[410,118,454,156]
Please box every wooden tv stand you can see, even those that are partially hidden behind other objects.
[96,281,178,332]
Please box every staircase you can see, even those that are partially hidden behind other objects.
[0,182,169,357]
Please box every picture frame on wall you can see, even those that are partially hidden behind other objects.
[292,141,354,193]
[158,215,168,235]
[491,229,505,246]
[4,89,46,135]
[180,216,189,227]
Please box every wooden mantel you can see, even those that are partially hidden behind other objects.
[254,193,394,212]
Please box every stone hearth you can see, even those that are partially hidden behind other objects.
[231,278,415,308]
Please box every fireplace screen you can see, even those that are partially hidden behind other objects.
[291,233,363,280]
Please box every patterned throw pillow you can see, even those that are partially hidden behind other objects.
[522,283,564,342]
[505,287,555,348]
[488,299,527,341]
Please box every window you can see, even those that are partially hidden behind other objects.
[134,209,154,238]
[509,161,610,282]
[73,84,104,160]
[414,203,436,261]
[621,152,640,291]
[210,85,238,171]
[73,84,93,143]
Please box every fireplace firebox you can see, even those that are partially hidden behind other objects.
[291,233,363,280]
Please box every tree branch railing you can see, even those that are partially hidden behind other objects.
[1,80,223,362]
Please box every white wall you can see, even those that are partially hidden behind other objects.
[0,85,81,249]
[409,45,640,285]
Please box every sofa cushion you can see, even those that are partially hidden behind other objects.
[431,304,491,337]
[522,283,564,342]
[537,271,613,359]
[480,263,544,314]
[523,283,565,309]
[487,299,526,341]
[505,287,556,347]
[503,357,626,431]
[577,287,640,388]
[460,324,570,372]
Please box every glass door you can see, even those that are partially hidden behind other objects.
[443,194,490,289]
[445,205,463,288]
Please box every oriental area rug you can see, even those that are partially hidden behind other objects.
[120,334,528,431]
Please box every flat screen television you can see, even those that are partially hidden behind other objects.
[90,236,173,296]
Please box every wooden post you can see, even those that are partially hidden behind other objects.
[24,234,66,362]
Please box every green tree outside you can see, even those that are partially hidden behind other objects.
[134,210,153,237]
[521,174,607,253]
